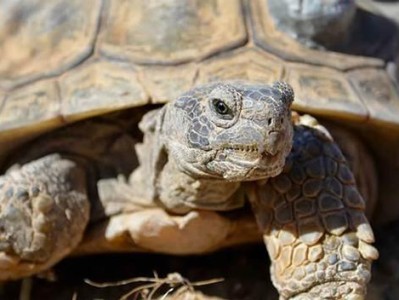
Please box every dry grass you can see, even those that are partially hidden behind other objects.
[84,272,224,300]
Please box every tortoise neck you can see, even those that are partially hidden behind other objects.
[157,158,244,214]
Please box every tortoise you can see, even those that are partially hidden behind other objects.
[0,0,399,299]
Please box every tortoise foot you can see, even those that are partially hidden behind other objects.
[0,154,89,280]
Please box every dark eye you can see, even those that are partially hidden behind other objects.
[212,98,230,115]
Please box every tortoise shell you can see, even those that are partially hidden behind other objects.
[1,0,398,163]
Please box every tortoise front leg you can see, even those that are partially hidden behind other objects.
[0,154,90,280]
[248,125,378,299]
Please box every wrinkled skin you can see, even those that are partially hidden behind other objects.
[0,82,377,299]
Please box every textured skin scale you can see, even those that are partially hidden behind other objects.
[247,125,377,299]
[174,82,293,152]
[0,82,378,300]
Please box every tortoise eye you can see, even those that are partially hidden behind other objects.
[212,98,230,115]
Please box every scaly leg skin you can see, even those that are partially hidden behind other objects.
[248,123,379,299]
[0,154,90,280]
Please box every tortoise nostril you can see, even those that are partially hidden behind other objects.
[267,118,272,126]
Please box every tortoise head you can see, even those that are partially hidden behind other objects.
[163,81,294,181]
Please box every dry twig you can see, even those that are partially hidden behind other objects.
[85,272,224,300]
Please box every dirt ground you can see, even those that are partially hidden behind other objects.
[1,245,277,300]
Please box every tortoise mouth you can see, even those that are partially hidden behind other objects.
[211,146,286,180]
[221,144,259,152]
[170,141,287,181]
[217,145,281,166]
[220,145,264,164]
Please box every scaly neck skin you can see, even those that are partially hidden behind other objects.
[157,157,245,214]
